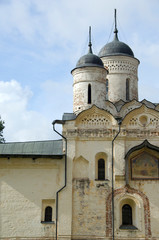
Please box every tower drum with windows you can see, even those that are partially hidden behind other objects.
[71,28,107,114]
[98,13,140,103]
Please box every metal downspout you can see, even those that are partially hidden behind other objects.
[112,118,122,240]
[52,120,67,240]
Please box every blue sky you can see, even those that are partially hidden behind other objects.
[0,0,159,141]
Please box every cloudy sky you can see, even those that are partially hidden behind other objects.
[0,0,159,142]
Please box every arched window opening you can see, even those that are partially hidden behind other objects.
[122,204,132,225]
[106,79,109,100]
[126,79,130,101]
[45,206,52,222]
[98,158,105,180]
[88,84,91,104]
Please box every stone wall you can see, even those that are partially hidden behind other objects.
[0,157,64,239]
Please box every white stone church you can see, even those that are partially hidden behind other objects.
[0,12,159,240]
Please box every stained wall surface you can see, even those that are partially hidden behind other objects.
[63,105,159,240]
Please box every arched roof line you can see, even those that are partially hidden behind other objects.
[75,104,116,122]
[125,139,159,160]
[122,103,159,125]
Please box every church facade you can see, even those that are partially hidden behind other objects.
[0,16,159,240]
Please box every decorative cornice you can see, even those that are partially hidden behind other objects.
[65,128,159,139]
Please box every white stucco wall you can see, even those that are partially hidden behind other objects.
[0,157,64,239]
[101,55,139,102]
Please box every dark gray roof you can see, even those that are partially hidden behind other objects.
[62,113,76,121]
[98,33,134,58]
[72,42,104,72]
[75,52,104,69]
[0,140,64,158]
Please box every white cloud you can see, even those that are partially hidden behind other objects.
[0,0,158,66]
[0,0,156,46]
[0,80,56,142]
[0,78,73,142]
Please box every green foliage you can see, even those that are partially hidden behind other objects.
[0,117,5,143]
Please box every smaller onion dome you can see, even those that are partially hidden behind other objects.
[72,27,104,72]
[76,45,104,68]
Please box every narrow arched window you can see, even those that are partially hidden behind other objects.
[45,206,52,222]
[98,158,105,180]
[106,79,109,100]
[88,84,91,104]
[122,204,132,225]
[126,79,130,101]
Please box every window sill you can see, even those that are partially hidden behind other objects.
[95,179,109,181]
[119,225,138,230]
[41,221,55,224]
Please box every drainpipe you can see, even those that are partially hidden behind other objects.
[112,118,122,240]
[52,120,67,240]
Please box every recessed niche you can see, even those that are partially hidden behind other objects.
[139,115,148,126]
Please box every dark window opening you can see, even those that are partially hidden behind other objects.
[126,79,130,101]
[45,206,52,222]
[106,79,109,100]
[122,204,132,225]
[88,84,91,104]
[98,158,105,180]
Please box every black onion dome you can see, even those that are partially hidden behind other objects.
[72,27,104,71]
[98,32,134,58]
[72,27,105,72]
[76,52,104,68]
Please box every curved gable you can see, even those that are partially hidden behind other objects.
[122,105,159,128]
[75,105,117,127]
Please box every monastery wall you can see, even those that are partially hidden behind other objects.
[0,157,64,239]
